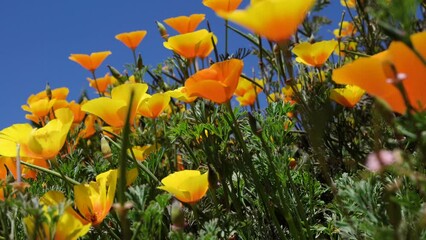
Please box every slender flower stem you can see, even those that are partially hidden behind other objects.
[224,101,287,239]
[19,160,80,185]
[15,144,21,183]
[91,71,104,97]
[225,19,229,59]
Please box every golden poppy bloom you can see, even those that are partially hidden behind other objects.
[22,98,56,123]
[292,40,338,67]
[234,78,263,106]
[163,29,217,59]
[115,30,147,50]
[27,87,69,103]
[87,73,114,94]
[74,169,118,226]
[138,93,171,119]
[185,59,244,104]
[164,14,205,34]
[82,83,149,128]
[166,87,197,103]
[202,0,243,13]
[333,21,357,38]
[0,108,74,160]
[130,145,157,161]
[158,170,209,204]
[69,51,112,73]
[218,0,315,42]
[330,85,365,108]
[332,31,426,114]
[24,191,91,240]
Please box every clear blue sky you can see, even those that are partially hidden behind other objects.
[0,0,342,129]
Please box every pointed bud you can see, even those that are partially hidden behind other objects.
[45,82,52,100]
[156,21,169,41]
[101,136,112,159]
[108,65,125,83]
[137,54,144,70]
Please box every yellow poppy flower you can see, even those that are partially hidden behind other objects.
[69,51,112,73]
[158,170,209,204]
[115,30,147,50]
[332,31,426,114]
[341,0,356,8]
[24,191,91,240]
[202,0,243,13]
[27,87,69,104]
[164,14,205,34]
[130,145,157,161]
[21,98,56,123]
[334,41,358,57]
[0,108,74,160]
[292,40,338,67]
[81,83,149,128]
[74,169,118,226]
[163,29,217,59]
[218,0,315,42]
[330,85,365,108]
[138,93,171,119]
[166,87,197,103]
[185,59,244,104]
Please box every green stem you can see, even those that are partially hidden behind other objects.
[20,161,80,185]
[91,71,104,97]
[224,102,287,239]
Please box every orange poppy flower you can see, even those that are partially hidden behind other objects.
[292,40,338,67]
[184,59,244,104]
[218,0,315,42]
[330,85,365,108]
[164,14,205,34]
[69,101,86,124]
[69,51,112,73]
[202,0,243,13]
[87,73,114,94]
[332,31,426,114]
[115,30,147,50]
[163,29,217,59]
[333,21,357,38]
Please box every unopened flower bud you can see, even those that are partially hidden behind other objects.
[170,199,185,231]
[156,21,169,41]
[45,82,52,100]
[101,136,112,159]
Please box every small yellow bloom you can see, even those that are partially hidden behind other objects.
[69,51,112,73]
[74,169,118,225]
[130,145,157,161]
[332,31,426,114]
[341,0,356,8]
[115,30,147,50]
[163,29,217,59]
[330,85,365,108]
[292,40,338,67]
[82,83,149,128]
[218,0,315,42]
[24,191,91,240]
[166,87,197,103]
[202,0,243,13]
[22,98,56,123]
[138,93,171,119]
[158,170,209,204]
[164,14,205,34]
[185,59,244,104]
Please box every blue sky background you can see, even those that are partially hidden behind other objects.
[0,0,343,129]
